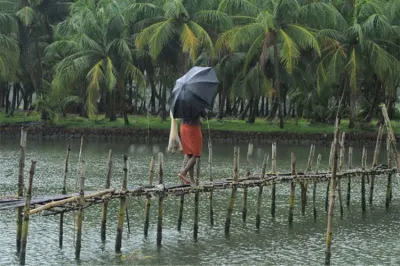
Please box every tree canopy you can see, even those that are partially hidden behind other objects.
[1,0,399,128]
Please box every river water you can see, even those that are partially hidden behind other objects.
[0,138,399,265]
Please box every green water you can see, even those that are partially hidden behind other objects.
[0,138,399,265]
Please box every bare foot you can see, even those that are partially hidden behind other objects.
[178,173,191,185]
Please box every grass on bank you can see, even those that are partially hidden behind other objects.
[0,111,396,134]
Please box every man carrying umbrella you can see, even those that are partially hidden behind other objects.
[170,67,219,185]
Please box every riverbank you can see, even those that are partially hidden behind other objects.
[1,112,396,145]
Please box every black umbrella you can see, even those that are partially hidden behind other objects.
[170,66,219,119]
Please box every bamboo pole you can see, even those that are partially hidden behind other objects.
[225,146,239,235]
[208,139,214,226]
[29,189,114,215]
[271,142,277,218]
[361,147,367,212]
[194,158,200,240]
[177,156,188,232]
[326,141,334,212]
[370,124,383,206]
[337,133,345,217]
[302,144,315,207]
[115,155,128,253]
[325,118,341,265]
[101,150,113,242]
[346,146,353,207]
[19,160,36,266]
[17,127,27,254]
[381,104,400,173]
[157,153,164,247]
[76,136,84,188]
[288,152,296,225]
[60,145,71,249]
[242,143,253,222]
[144,156,155,237]
[313,154,322,220]
[256,153,269,229]
[75,160,86,260]
[386,135,392,209]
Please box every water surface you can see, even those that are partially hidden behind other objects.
[0,138,399,265]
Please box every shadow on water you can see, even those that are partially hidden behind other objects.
[1,138,400,265]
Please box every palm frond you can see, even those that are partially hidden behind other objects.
[181,23,200,62]
[105,57,117,91]
[187,21,215,57]
[193,10,234,31]
[278,29,300,74]
[230,23,264,51]
[287,24,321,56]
[218,0,259,17]
[16,6,37,26]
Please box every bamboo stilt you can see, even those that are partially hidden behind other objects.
[386,135,392,209]
[369,124,383,206]
[60,145,71,249]
[19,160,36,266]
[347,147,353,207]
[361,147,367,213]
[225,146,239,235]
[144,156,155,237]
[381,105,400,173]
[75,160,86,260]
[288,153,296,225]
[208,139,214,226]
[17,127,27,254]
[194,158,200,240]
[242,143,253,222]
[157,153,164,247]
[271,142,277,218]
[302,144,315,207]
[326,141,334,212]
[313,154,322,220]
[256,153,269,229]
[76,136,84,188]
[101,150,113,242]
[177,156,189,232]
[337,133,345,217]
[115,155,128,253]
[325,118,341,265]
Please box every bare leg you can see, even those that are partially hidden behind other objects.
[181,156,196,177]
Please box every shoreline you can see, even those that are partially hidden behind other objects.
[0,123,392,146]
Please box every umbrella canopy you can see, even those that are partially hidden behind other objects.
[170,66,219,119]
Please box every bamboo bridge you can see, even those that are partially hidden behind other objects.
[1,106,400,265]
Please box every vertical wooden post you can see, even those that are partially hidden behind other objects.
[193,158,200,240]
[76,136,84,188]
[177,156,188,232]
[208,140,214,226]
[302,144,315,208]
[242,143,253,222]
[381,105,400,173]
[346,147,353,207]
[271,142,277,218]
[313,154,322,220]
[225,146,239,235]
[60,145,71,249]
[17,127,27,254]
[157,153,164,247]
[75,160,86,260]
[256,153,268,229]
[386,135,392,209]
[325,118,341,265]
[115,155,128,253]
[326,141,334,212]
[19,160,36,265]
[361,147,367,212]
[288,153,296,225]
[101,150,113,242]
[337,133,345,218]
[369,124,383,206]
[144,156,155,237]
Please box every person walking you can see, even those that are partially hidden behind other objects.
[178,110,207,184]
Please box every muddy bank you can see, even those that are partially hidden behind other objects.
[1,123,392,146]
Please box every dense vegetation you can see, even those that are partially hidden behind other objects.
[0,0,399,129]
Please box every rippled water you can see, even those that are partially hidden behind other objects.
[1,138,400,265]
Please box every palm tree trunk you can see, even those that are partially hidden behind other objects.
[10,83,17,116]
[239,100,250,120]
[349,90,356,129]
[364,78,380,123]
[272,37,284,128]
[161,83,167,122]
[265,97,269,116]
[110,89,117,121]
[5,85,10,114]
[217,83,226,119]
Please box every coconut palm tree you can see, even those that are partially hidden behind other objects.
[49,0,145,121]
[218,0,321,128]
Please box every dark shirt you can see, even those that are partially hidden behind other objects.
[181,110,207,125]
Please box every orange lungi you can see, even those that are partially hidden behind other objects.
[180,123,203,157]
